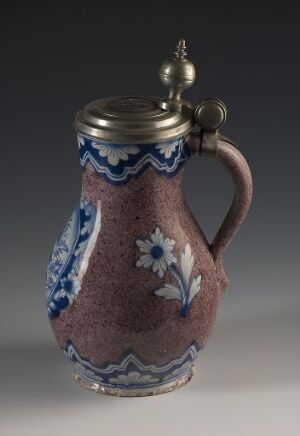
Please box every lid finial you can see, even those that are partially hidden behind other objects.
[159,39,196,111]
[174,39,187,59]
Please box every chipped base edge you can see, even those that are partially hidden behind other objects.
[73,366,195,397]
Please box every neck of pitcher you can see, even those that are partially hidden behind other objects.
[77,133,191,188]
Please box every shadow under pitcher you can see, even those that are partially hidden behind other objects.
[46,40,253,397]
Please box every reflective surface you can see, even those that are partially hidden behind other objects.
[75,96,193,143]
[1,310,299,435]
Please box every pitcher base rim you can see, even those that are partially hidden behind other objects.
[73,366,195,397]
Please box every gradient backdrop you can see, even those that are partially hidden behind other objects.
[1,2,299,435]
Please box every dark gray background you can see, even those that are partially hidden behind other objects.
[1,2,299,435]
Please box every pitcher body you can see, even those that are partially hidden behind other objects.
[46,40,252,396]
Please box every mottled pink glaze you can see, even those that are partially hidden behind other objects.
[50,137,252,370]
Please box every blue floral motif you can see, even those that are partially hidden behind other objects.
[91,141,140,166]
[46,198,100,319]
[78,133,190,185]
[64,340,201,389]
[136,228,203,317]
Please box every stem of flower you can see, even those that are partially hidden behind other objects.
[180,304,189,318]
[169,264,188,306]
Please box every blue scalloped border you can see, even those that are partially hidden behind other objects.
[64,339,202,389]
[78,134,190,185]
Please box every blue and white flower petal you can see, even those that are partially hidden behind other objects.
[136,227,176,278]
[156,140,178,159]
[91,142,140,166]
[47,293,69,318]
[58,274,81,303]
[108,372,159,387]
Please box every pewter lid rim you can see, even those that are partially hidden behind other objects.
[74,95,194,144]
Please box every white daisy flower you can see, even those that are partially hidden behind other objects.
[91,142,140,166]
[58,274,81,302]
[156,140,178,159]
[136,227,176,278]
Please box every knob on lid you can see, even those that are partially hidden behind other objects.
[74,40,195,144]
[159,39,196,111]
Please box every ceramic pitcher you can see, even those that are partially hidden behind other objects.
[46,40,252,396]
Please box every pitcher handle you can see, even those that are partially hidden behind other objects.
[188,98,253,290]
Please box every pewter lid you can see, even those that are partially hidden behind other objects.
[74,40,196,144]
